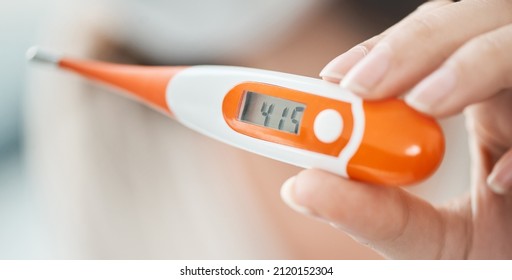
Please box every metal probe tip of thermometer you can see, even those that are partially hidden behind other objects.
[27,46,445,187]
[27,46,61,64]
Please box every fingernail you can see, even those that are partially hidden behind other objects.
[405,66,457,114]
[319,46,368,83]
[280,176,313,215]
[487,167,512,195]
[340,43,392,96]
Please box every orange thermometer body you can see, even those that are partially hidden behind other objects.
[28,48,444,187]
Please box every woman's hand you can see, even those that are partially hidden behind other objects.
[280,0,512,259]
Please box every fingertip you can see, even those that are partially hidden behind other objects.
[292,169,347,209]
[405,66,457,117]
[487,149,512,195]
[404,93,434,115]
[486,175,509,195]
[319,46,368,84]
[281,169,352,221]
[340,79,370,97]
[291,169,387,228]
[320,74,344,84]
[339,43,392,98]
[280,176,313,215]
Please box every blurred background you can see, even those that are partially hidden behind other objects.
[0,0,56,258]
[1,0,469,259]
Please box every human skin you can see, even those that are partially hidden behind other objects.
[280,0,512,259]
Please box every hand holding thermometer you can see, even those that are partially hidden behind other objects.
[27,46,444,187]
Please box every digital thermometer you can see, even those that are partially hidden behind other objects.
[27,47,444,187]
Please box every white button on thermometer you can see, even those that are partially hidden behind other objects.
[27,47,444,187]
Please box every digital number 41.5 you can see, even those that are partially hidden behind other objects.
[260,102,304,133]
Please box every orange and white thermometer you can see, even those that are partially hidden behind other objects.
[27,47,444,186]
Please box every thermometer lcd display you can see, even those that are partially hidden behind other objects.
[239,91,306,134]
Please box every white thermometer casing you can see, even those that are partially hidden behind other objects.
[166,66,365,178]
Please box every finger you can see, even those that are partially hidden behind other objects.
[464,90,512,187]
[319,44,370,83]
[319,0,454,83]
[487,148,512,195]
[281,169,447,259]
[340,0,512,99]
[405,24,512,117]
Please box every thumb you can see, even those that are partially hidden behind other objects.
[487,148,512,195]
[281,169,446,259]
